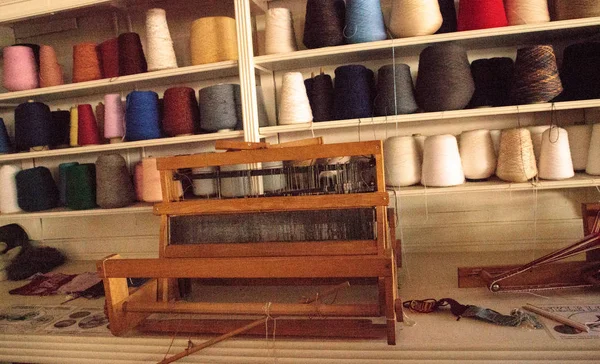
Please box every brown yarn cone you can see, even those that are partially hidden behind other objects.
[510,45,563,105]
[72,42,102,83]
[98,38,120,78]
[496,128,538,182]
[39,45,64,87]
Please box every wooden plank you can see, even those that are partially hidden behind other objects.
[99,256,393,279]
[215,140,269,150]
[270,137,323,148]
[153,193,389,216]
[164,240,378,258]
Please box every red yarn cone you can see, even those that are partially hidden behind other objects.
[457,0,508,31]
[77,104,101,146]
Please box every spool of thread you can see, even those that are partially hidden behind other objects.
[190,17,238,65]
[96,154,136,209]
[468,57,515,108]
[489,130,502,156]
[16,167,59,212]
[145,8,178,71]
[39,45,64,88]
[199,84,239,132]
[558,42,600,102]
[77,104,101,146]
[163,87,200,136]
[14,101,52,152]
[65,164,97,210]
[279,72,313,125]
[191,167,217,197]
[0,118,12,154]
[375,64,418,116]
[2,46,39,91]
[496,128,537,182]
[554,1,600,20]
[459,129,497,180]
[505,0,550,25]
[586,124,600,175]
[58,162,78,206]
[265,8,298,55]
[384,136,421,187]
[125,91,161,141]
[69,106,79,147]
[528,125,551,163]
[510,45,563,105]
[118,32,147,76]
[389,0,442,38]
[436,0,457,34]
[344,0,387,44]
[421,134,465,187]
[303,0,345,49]
[220,164,251,198]
[333,65,374,120]
[457,0,508,31]
[72,42,102,83]
[0,165,22,213]
[415,44,474,112]
[538,127,574,180]
[262,161,286,193]
[103,94,125,142]
[305,74,334,122]
[565,124,593,171]
[141,158,163,202]
[98,38,120,78]
[50,110,71,148]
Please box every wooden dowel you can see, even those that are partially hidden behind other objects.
[158,318,265,364]
[523,304,589,333]
[301,281,350,304]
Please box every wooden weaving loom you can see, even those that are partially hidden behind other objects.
[97,139,403,344]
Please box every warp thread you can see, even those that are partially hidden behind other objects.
[2,46,39,91]
[303,0,345,49]
[118,32,147,76]
[344,0,387,44]
[305,73,334,122]
[510,45,563,105]
[333,64,374,120]
[14,101,52,151]
[191,166,218,197]
[96,154,136,209]
[199,84,240,132]
[65,164,97,210]
[125,91,161,141]
[457,0,508,31]
[98,38,120,78]
[389,0,442,38]
[190,17,238,65]
[72,42,102,83]
[279,72,313,125]
[16,167,59,212]
[163,87,200,136]
[146,8,178,71]
[77,104,101,146]
[265,8,298,55]
[39,45,64,88]
[0,165,22,213]
[50,110,71,148]
[374,64,418,116]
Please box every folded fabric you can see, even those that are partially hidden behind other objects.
[57,271,102,295]
[9,272,76,296]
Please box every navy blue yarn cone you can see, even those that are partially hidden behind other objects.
[50,110,71,148]
[14,101,52,151]
[333,65,375,120]
[0,118,13,154]
[16,167,59,212]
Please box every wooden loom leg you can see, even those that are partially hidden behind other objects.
[384,273,397,345]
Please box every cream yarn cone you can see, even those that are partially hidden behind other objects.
[384,136,421,187]
[565,124,592,171]
[459,129,497,180]
[538,127,574,180]
[421,134,465,187]
[496,128,537,182]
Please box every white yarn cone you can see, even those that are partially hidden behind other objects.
[505,0,550,25]
[413,134,427,159]
[264,8,298,55]
[586,124,600,175]
[0,165,22,213]
[528,125,551,163]
[421,134,465,187]
[496,128,538,183]
[384,136,421,187]
[262,161,286,193]
[459,129,497,180]
[565,124,592,171]
[539,127,574,180]
[389,0,443,38]
[278,72,313,125]
[145,8,178,71]
[489,129,502,157]
[220,164,251,197]
[192,167,217,197]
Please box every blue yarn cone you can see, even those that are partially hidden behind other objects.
[345,0,387,44]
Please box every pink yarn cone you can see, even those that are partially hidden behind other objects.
[3,46,39,91]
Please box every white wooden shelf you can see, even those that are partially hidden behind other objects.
[254,17,600,71]
[0,130,244,163]
[0,202,153,220]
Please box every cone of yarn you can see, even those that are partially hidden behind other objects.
[436,0,457,34]
[586,124,600,175]
[344,0,387,44]
[199,84,239,132]
[457,0,508,31]
[65,164,97,210]
[192,167,217,197]
[96,103,106,144]
[125,91,161,141]
[389,0,442,38]
[72,42,102,83]
[265,8,298,55]
[220,164,251,198]
[262,161,286,193]
[141,158,163,202]
[0,165,22,213]
[163,87,200,136]
[468,57,514,108]
[14,43,40,69]
[510,45,563,105]
[134,162,144,201]
[103,94,125,142]
[414,134,427,158]
[375,64,418,116]
[505,0,550,25]
[118,33,147,76]
[98,38,120,78]
[415,44,474,112]
[279,72,313,125]
[58,162,78,206]
[96,154,136,208]
[333,65,374,120]
[554,1,600,20]
[558,42,600,102]
[50,110,71,148]
[77,104,101,146]
[0,118,12,154]
[14,101,52,152]
[69,106,79,147]
[538,127,574,180]
[190,17,238,65]
[303,0,345,49]
[527,125,551,163]
[459,129,497,180]
[496,128,537,182]
[489,129,502,156]
[421,134,465,187]
[16,167,59,212]
[39,45,64,88]
[2,46,39,91]
[145,8,178,71]
[232,84,245,130]
[306,74,334,122]
[384,136,421,187]
[565,124,593,171]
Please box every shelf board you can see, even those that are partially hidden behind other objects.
[0,202,153,220]
[0,130,244,162]
[254,17,600,71]
[259,99,600,136]
[0,61,239,104]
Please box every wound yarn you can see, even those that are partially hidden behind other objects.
[77,104,101,146]
[496,128,538,182]
[125,91,161,141]
[457,0,508,31]
[510,45,563,105]
[58,162,78,206]
[557,42,600,102]
[2,46,39,91]
[39,45,64,88]
[103,94,125,141]
[436,0,457,34]
[50,110,71,148]
[279,72,313,125]
[0,118,12,154]
[306,73,334,122]
[303,0,345,49]
[199,84,239,132]
[344,0,387,44]
[163,87,200,136]
[505,0,550,25]
[14,101,52,151]
[118,32,147,76]
[190,17,238,65]
[265,8,298,55]
[459,129,497,180]
[384,136,421,187]
[134,162,144,201]
[69,106,79,147]
[146,8,178,71]
[72,42,102,83]
[0,165,22,213]
[96,154,136,209]
[98,38,120,78]
[374,64,418,116]
[585,124,600,175]
[141,158,163,202]
[65,164,97,210]
[421,134,465,187]
[16,167,59,212]
[565,124,592,171]
[468,57,514,108]
[389,0,442,38]
[527,125,551,163]
[554,0,600,20]
[538,127,574,180]
[333,64,374,120]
